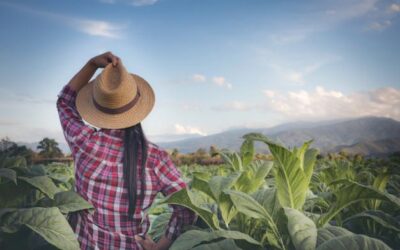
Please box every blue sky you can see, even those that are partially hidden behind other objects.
[0,0,399,145]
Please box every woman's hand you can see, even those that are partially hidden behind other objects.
[67,51,120,91]
[134,234,160,250]
[88,51,120,68]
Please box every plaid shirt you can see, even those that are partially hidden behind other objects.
[57,85,197,249]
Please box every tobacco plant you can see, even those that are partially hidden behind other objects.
[152,133,399,250]
[0,156,93,250]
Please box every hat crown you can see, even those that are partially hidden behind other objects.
[93,63,138,109]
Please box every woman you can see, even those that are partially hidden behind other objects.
[57,52,197,249]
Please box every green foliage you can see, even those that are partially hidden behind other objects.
[244,133,318,210]
[240,138,255,167]
[2,133,399,249]
[0,156,92,249]
[316,226,391,249]
[169,229,262,250]
[148,212,172,242]
[317,180,400,227]
[0,137,35,165]
[158,188,220,230]
[284,208,317,250]
[316,234,391,250]
[0,207,80,250]
[157,133,398,249]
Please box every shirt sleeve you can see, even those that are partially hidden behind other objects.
[153,149,198,241]
[56,85,97,156]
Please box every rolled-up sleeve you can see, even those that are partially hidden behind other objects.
[56,85,96,156]
[153,149,198,241]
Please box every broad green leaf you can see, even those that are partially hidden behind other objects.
[252,188,281,220]
[218,192,237,226]
[303,148,319,184]
[274,146,305,208]
[192,171,211,180]
[235,160,273,193]
[0,156,26,169]
[158,188,220,230]
[192,239,242,250]
[170,229,261,250]
[0,208,18,232]
[18,176,59,199]
[284,208,317,250]
[191,174,215,200]
[188,172,238,223]
[26,165,47,177]
[225,190,272,220]
[318,180,400,227]
[0,207,80,250]
[37,191,93,213]
[148,212,172,241]
[370,172,389,210]
[209,173,241,202]
[316,234,391,250]
[0,181,38,208]
[293,140,311,171]
[343,210,400,233]
[240,138,254,167]
[225,190,284,249]
[218,150,243,171]
[0,168,17,184]
[244,133,316,210]
[317,226,353,246]
[253,188,286,249]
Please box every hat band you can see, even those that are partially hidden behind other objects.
[93,91,141,115]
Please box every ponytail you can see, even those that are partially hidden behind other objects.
[123,123,148,220]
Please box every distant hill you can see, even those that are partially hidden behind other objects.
[332,138,400,156]
[158,117,400,155]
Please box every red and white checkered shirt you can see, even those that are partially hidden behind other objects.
[57,85,197,249]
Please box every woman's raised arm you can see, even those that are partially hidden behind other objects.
[68,51,120,92]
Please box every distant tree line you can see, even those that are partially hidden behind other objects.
[167,145,273,166]
[0,137,65,165]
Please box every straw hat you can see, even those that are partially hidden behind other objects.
[76,63,155,129]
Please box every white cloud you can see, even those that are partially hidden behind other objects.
[269,28,312,45]
[286,72,305,85]
[186,74,233,89]
[262,86,400,120]
[326,0,379,21]
[269,0,382,44]
[99,0,117,3]
[180,103,201,112]
[263,90,276,98]
[212,76,233,89]
[99,0,158,6]
[389,3,400,13]
[368,20,392,31]
[74,19,122,38]
[130,0,158,6]
[0,87,55,105]
[174,124,207,136]
[212,101,253,112]
[1,2,123,38]
[268,57,339,85]
[192,74,206,82]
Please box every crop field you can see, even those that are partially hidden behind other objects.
[0,133,399,249]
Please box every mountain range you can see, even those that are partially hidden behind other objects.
[158,116,400,156]
[17,116,400,156]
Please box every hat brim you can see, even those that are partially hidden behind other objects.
[76,73,155,129]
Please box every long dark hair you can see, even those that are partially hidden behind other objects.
[123,122,148,220]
